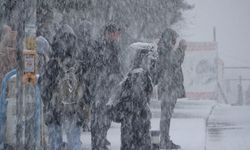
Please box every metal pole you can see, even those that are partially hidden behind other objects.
[238,76,244,105]
[16,0,25,149]
[213,26,217,42]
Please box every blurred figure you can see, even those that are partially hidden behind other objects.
[152,28,186,149]
[76,20,94,69]
[91,23,123,150]
[36,36,51,75]
[40,24,87,150]
[36,35,51,148]
[76,20,94,131]
[108,49,153,150]
[0,25,17,92]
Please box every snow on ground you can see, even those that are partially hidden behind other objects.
[82,119,206,150]
[150,99,216,119]
[206,105,250,150]
[81,100,250,150]
[81,99,216,150]
[151,118,206,150]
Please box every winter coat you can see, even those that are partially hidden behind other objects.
[92,39,123,106]
[171,44,186,98]
[153,28,186,98]
[108,68,153,150]
[40,24,87,125]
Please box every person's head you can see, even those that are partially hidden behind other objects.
[158,28,179,50]
[0,24,11,40]
[36,36,51,61]
[2,25,12,34]
[52,24,77,58]
[79,20,93,41]
[132,49,151,71]
[104,23,121,42]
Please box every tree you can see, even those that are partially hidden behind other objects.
[87,0,193,40]
[36,0,192,41]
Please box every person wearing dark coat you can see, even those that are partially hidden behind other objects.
[40,24,87,150]
[108,49,153,150]
[152,28,186,149]
[76,20,94,131]
[91,23,123,150]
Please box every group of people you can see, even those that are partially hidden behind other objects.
[36,21,186,150]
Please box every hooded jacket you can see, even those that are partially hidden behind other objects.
[40,24,86,125]
[154,28,186,98]
[108,49,153,150]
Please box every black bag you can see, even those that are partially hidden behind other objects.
[108,102,124,123]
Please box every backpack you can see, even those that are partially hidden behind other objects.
[57,59,78,104]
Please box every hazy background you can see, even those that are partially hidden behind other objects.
[182,0,250,67]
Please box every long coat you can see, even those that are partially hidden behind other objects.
[40,25,87,125]
[109,68,153,150]
[152,28,186,99]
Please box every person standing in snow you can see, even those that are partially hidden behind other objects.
[75,20,94,131]
[152,28,186,149]
[91,23,123,150]
[0,25,17,92]
[36,35,51,148]
[108,48,153,150]
[40,24,87,150]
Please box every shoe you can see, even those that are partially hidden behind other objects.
[105,139,111,150]
[168,140,181,149]
[160,140,181,150]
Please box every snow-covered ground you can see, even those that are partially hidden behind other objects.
[81,99,216,150]
[81,99,250,150]
[6,97,250,150]
[206,105,250,150]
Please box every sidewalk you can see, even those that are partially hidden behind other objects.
[206,105,250,150]
[81,99,217,150]
[150,99,216,150]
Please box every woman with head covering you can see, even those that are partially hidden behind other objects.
[108,48,153,150]
[40,24,87,150]
[153,28,186,149]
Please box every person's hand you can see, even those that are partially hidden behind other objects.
[179,39,187,50]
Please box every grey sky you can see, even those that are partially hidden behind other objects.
[182,0,250,67]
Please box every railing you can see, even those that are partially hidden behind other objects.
[0,69,17,149]
[0,69,41,149]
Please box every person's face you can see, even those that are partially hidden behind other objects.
[61,33,75,49]
[171,37,176,48]
[52,33,75,58]
[105,31,120,42]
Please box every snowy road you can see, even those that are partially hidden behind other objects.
[206,105,250,150]
[81,100,250,150]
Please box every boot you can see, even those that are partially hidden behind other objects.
[167,140,181,149]
[160,140,181,150]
